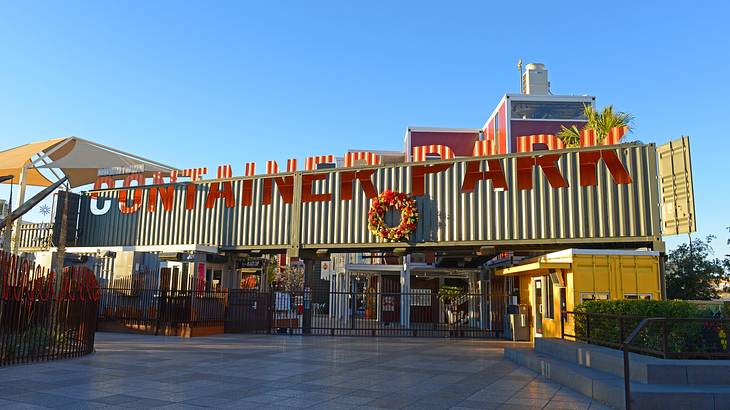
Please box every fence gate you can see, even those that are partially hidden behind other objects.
[268,287,501,338]
[98,287,502,338]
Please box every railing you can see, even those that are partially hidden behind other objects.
[98,288,500,338]
[562,311,730,410]
[1,252,99,367]
[562,311,730,359]
[296,290,494,337]
[99,288,274,335]
[15,223,52,250]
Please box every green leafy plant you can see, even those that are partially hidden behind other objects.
[437,285,466,305]
[557,104,633,147]
[666,235,729,300]
[574,300,728,357]
[585,105,633,144]
[556,125,582,148]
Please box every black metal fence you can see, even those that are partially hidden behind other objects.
[562,311,730,359]
[1,252,99,367]
[98,288,499,338]
[562,311,730,410]
[98,289,254,336]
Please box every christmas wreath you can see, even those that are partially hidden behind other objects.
[368,190,418,241]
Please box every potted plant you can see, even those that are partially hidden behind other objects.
[557,105,633,148]
[438,285,466,325]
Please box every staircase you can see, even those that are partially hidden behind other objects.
[504,338,730,409]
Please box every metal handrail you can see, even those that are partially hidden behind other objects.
[562,313,730,409]
[620,317,653,410]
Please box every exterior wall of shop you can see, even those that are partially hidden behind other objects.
[516,252,661,339]
[571,254,661,303]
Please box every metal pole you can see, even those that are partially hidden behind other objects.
[623,347,632,410]
[662,320,668,358]
[11,166,27,254]
[54,190,69,277]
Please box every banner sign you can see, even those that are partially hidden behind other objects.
[89,149,632,216]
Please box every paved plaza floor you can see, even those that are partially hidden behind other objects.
[0,333,613,409]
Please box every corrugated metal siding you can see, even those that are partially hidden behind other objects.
[77,144,659,249]
[79,178,292,247]
[299,145,658,245]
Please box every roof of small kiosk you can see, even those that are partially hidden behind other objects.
[0,137,177,188]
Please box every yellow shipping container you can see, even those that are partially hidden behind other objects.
[497,249,661,340]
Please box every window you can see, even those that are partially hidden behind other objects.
[511,101,589,120]
[580,292,610,302]
[545,276,554,319]
[624,293,652,300]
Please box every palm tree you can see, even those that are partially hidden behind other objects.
[557,104,633,148]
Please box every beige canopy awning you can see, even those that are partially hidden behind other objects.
[0,138,66,186]
[0,137,177,188]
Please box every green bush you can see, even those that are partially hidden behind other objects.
[573,300,727,357]
[575,299,705,318]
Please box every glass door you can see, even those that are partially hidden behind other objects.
[532,278,543,337]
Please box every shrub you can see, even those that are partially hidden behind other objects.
[573,300,727,357]
[575,299,704,318]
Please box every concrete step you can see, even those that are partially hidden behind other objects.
[505,346,626,409]
[505,346,730,410]
[535,338,730,385]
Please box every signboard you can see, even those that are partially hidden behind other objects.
[98,164,146,177]
[89,148,633,215]
[79,144,665,250]
[382,296,396,312]
[320,259,335,280]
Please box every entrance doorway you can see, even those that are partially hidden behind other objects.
[532,277,543,338]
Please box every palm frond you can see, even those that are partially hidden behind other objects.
[557,125,582,148]
[584,105,634,144]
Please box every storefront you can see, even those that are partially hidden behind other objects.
[497,249,662,339]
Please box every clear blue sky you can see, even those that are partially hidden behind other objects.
[1,1,728,254]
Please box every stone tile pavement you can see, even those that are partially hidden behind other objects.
[0,332,615,409]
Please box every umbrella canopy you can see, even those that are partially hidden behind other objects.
[0,137,177,188]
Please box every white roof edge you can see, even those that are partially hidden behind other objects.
[548,248,660,258]
[406,126,481,133]
[53,244,219,254]
[345,263,403,272]
[503,93,595,100]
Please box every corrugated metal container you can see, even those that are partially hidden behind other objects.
[300,144,659,247]
[77,144,661,251]
[79,176,293,248]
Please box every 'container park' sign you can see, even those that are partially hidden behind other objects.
[90,148,631,215]
[80,144,662,251]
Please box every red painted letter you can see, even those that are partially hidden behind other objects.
[340,170,378,200]
[460,160,508,193]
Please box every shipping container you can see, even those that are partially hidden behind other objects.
[77,143,662,253]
